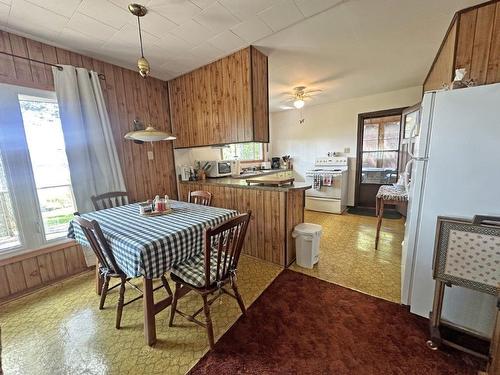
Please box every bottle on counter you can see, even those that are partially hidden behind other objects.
[164,195,170,210]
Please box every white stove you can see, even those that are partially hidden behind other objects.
[305,157,348,214]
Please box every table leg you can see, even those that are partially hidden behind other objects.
[375,200,384,249]
[427,280,446,350]
[95,258,103,296]
[143,277,156,346]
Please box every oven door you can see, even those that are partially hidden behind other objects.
[217,161,232,175]
[305,173,342,199]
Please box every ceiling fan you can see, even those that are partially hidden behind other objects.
[283,86,323,109]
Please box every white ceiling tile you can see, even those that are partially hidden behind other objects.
[231,15,273,43]
[67,12,118,42]
[0,2,9,23]
[155,33,191,55]
[149,0,202,25]
[139,10,178,37]
[170,19,216,46]
[258,0,303,32]
[56,27,104,51]
[218,0,277,19]
[208,30,245,53]
[193,2,240,33]
[9,0,69,32]
[104,23,161,53]
[293,0,343,17]
[190,41,223,61]
[0,0,11,5]
[78,0,130,29]
[190,0,216,9]
[24,0,81,18]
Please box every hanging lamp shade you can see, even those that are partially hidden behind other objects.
[125,126,176,142]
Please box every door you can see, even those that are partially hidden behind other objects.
[397,103,421,216]
[355,108,405,208]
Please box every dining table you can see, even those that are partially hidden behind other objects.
[68,200,237,346]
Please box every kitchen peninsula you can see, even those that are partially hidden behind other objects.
[178,172,311,267]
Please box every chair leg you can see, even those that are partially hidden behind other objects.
[231,279,246,316]
[161,275,173,297]
[115,277,126,329]
[202,294,215,349]
[169,282,180,327]
[99,276,110,310]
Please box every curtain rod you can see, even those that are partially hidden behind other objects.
[0,50,106,80]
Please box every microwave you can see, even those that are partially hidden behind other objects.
[199,160,240,178]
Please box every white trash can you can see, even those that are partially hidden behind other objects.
[292,223,322,269]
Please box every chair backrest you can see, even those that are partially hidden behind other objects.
[91,191,129,211]
[74,216,122,275]
[203,211,251,288]
[188,190,212,206]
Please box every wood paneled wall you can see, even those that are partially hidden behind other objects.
[0,31,178,301]
[455,1,500,85]
[0,241,87,302]
[424,0,500,91]
[0,30,178,203]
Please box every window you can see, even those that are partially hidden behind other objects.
[360,114,401,184]
[19,95,76,240]
[221,143,264,162]
[0,84,76,255]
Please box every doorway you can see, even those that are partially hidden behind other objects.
[355,108,405,208]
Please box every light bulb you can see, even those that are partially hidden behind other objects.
[293,99,305,109]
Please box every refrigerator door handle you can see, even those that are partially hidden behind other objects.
[407,121,418,159]
[404,159,413,192]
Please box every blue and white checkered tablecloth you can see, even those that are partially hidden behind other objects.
[68,200,236,279]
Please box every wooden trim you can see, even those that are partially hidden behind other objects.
[354,107,406,207]
[456,0,499,15]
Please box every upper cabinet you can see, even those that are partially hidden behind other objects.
[168,46,269,149]
[423,0,500,92]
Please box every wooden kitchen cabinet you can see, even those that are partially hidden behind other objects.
[423,1,500,92]
[178,182,306,267]
[168,46,269,148]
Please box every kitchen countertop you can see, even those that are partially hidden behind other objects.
[179,171,311,192]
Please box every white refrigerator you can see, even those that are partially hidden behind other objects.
[401,83,500,337]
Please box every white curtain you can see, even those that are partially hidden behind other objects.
[53,65,125,214]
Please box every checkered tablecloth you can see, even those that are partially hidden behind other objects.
[68,200,236,279]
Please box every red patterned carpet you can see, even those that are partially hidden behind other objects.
[189,269,484,375]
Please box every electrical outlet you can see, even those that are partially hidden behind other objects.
[147,151,154,160]
[344,147,350,154]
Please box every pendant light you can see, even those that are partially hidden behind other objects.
[128,3,150,78]
[125,126,176,142]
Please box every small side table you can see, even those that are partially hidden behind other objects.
[375,185,408,249]
[428,215,500,375]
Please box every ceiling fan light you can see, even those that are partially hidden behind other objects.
[293,99,305,109]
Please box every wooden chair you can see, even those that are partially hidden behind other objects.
[188,190,212,206]
[91,191,130,211]
[74,216,172,328]
[169,211,251,349]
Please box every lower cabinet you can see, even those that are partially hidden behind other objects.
[178,182,305,267]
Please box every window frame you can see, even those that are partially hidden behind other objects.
[220,142,265,163]
[0,83,74,259]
